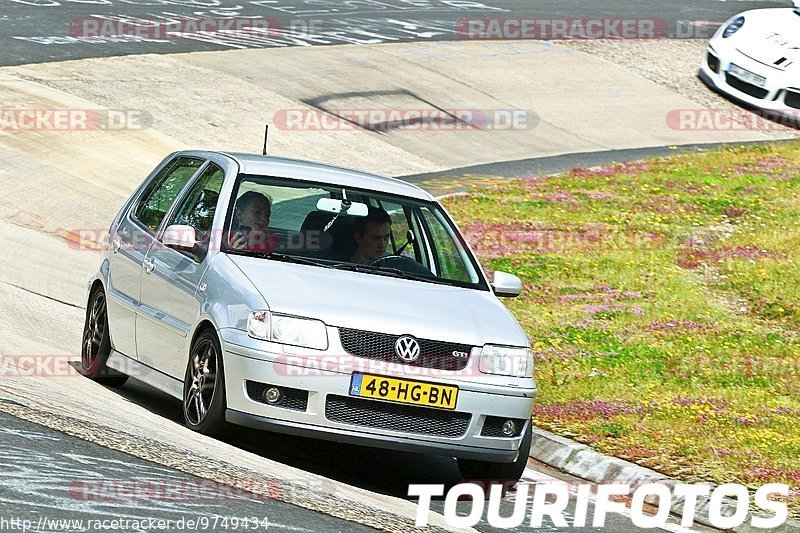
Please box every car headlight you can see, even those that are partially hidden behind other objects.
[479,345,533,378]
[247,311,328,350]
[722,16,744,38]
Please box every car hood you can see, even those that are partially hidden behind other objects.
[228,254,528,347]
[734,9,800,70]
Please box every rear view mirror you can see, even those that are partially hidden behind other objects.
[316,197,369,217]
[163,224,197,249]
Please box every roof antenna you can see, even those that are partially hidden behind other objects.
[262,125,269,155]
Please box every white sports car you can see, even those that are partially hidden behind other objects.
[700,1,800,116]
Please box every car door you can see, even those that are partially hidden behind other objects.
[106,156,204,358]
[136,161,226,378]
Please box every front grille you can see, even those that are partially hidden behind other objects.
[785,90,800,110]
[707,52,720,74]
[338,328,473,371]
[246,381,308,412]
[725,73,768,99]
[481,416,526,437]
[325,395,471,437]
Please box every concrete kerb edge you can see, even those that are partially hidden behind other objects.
[529,427,800,531]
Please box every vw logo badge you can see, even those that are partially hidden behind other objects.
[395,336,420,362]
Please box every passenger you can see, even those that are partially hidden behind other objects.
[350,207,392,264]
[229,191,277,253]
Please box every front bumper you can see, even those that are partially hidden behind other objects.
[699,44,800,116]
[221,328,537,463]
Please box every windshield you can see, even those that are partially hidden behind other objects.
[223,174,488,290]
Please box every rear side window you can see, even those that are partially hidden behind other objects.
[134,157,203,233]
[166,164,225,261]
[170,163,224,237]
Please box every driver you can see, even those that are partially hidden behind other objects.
[350,207,392,264]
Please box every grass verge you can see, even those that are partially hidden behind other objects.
[442,143,800,515]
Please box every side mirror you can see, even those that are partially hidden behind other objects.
[491,271,522,298]
[163,224,197,249]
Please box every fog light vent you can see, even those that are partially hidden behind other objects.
[263,387,283,404]
[481,416,526,437]
[245,380,308,411]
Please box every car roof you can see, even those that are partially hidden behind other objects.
[204,151,435,201]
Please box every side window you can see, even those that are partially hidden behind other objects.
[377,201,412,257]
[420,207,476,283]
[166,163,225,260]
[134,157,203,233]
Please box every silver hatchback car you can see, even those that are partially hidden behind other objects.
[82,150,537,483]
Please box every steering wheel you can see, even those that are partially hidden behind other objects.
[370,255,434,277]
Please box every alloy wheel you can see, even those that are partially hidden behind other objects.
[82,291,107,372]
[184,339,218,426]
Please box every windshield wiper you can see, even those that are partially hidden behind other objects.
[377,265,448,284]
[238,250,329,268]
[331,263,401,276]
[332,263,447,284]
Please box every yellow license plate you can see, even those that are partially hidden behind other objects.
[349,373,458,410]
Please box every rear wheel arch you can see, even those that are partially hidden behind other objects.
[81,283,128,387]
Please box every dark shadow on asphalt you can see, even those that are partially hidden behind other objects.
[108,377,464,500]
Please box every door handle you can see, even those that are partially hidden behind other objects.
[143,259,155,273]
[112,235,121,253]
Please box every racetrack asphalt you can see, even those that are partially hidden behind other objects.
[0,409,377,533]
[0,0,786,66]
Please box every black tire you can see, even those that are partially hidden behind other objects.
[182,329,234,438]
[457,421,532,487]
[80,288,129,387]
